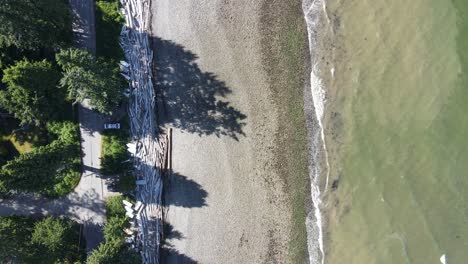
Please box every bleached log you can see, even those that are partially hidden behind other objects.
[123,200,133,207]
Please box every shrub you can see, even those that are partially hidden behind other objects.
[101,129,130,176]
[88,195,141,264]
[106,195,126,219]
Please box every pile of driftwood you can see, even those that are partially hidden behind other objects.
[119,0,167,263]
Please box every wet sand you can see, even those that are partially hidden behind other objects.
[150,0,309,263]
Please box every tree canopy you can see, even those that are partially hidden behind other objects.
[0,121,80,195]
[0,59,65,125]
[32,217,78,258]
[0,141,77,193]
[56,48,125,114]
[0,0,72,50]
[0,216,85,263]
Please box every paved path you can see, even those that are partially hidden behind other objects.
[0,0,113,253]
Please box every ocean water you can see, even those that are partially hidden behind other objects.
[304,0,468,263]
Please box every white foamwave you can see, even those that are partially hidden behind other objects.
[440,254,447,264]
[302,1,330,264]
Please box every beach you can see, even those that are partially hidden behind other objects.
[150,0,310,263]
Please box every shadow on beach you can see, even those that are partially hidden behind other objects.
[161,222,198,264]
[152,37,247,141]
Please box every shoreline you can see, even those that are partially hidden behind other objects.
[297,1,339,263]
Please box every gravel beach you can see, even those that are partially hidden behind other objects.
[150,0,310,263]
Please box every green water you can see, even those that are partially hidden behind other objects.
[324,0,468,263]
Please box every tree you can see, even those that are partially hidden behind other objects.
[56,48,125,114]
[0,59,65,125]
[0,141,78,193]
[0,216,85,263]
[47,121,80,144]
[0,216,34,262]
[31,217,73,254]
[0,0,72,50]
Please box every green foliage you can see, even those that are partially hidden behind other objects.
[51,161,81,197]
[103,216,127,243]
[0,59,65,125]
[0,142,77,193]
[32,217,67,251]
[101,130,130,175]
[47,121,80,144]
[0,121,80,196]
[0,216,85,263]
[0,215,34,262]
[87,239,121,264]
[87,241,141,264]
[96,0,124,60]
[0,0,72,50]
[56,48,125,114]
[106,195,126,219]
[88,195,141,264]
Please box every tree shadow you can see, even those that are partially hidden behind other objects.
[161,246,198,264]
[152,37,246,140]
[164,171,208,208]
[78,105,105,134]
[161,223,197,264]
[0,140,19,163]
[163,222,184,240]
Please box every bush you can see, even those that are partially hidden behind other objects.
[88,195,141,264]
[101,130,130,176]
[103,216,127,243]
[106,195,126,219]
[47,121,80,144]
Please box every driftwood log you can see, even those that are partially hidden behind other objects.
[119,1,168,263]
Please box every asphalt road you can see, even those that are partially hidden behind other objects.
[152,1,292,263]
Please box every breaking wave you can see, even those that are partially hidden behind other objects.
[302,0,330,264]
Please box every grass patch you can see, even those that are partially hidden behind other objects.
[0,118,49,163]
